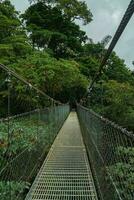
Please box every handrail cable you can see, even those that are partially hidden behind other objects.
[0,63,62,105]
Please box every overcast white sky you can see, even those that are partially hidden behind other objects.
[11,0,134,69]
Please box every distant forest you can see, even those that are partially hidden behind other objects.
[0,0,134,131]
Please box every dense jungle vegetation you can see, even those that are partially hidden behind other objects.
[0,0,134,131]
[0,1,134,199]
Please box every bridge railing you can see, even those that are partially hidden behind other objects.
[77,104,134,200]
[0,64,70,200]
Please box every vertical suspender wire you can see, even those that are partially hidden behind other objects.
[7,72,11,152]
[48,98,52,144]
[50,99,54,142]
[26,84,34,181]
[53,101,56,133]
[36,92,40,142]
[7,71,11,200]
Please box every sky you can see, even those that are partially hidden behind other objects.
[11,0,134,69]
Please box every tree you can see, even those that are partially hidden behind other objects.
[0,0,32,65]
[78,56,100,79]
[0,0,20,40]
[101,35,112,47]
[28,0,93,25]
[90,80,134,131]
[10,51,88,103]
[22,1,89,58]
[78,43,134,85]
[105,52,134,85]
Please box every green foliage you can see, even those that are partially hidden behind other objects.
[105,52,134,85]
[0,116,49,164]
[109,147,134,200]
[0,181,30,200]
[28,0,93,25]
[55,0,93,24]
[90,80,134,131]
[0,117,45,199]
[78,42,134,131]
[0,1,133,131]
[78,56,100,79]
[81,43,104,59]
[9,51,88,103]
[22,1,88,58]
[0,0,20,40]
[0,1,134,199]
[0,0,32,65]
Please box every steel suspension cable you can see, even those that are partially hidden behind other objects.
[0,63,62,105]
[88,0,134,93]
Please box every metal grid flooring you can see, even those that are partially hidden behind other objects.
[25,112,98,200]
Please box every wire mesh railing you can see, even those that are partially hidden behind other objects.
[77,104,134,200]
[0,64,70,200]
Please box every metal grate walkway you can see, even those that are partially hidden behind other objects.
[25,112,98,200]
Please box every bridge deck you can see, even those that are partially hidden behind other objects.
[25,112,98,200]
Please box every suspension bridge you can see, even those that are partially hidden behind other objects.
[0,1,134,200]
